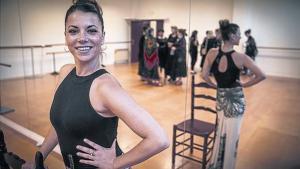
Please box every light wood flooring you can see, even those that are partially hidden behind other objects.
[1,63,300,169]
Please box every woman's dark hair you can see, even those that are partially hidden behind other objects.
[171,26,178,30]
[191,30,198,38]
[245,29,251,35]
[178,29,187,36]
[65,0,104,33]
[147,28,154,36]
[158,28,164,33]
[219,19,239,41]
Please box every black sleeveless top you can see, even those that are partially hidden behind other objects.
[211,48,241,88]
[50,68,122,169]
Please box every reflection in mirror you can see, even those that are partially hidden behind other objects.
[187,0,300,169]
[4,0,299,168]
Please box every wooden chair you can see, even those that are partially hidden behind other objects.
[0,129,45,169]
[172,74,217,169]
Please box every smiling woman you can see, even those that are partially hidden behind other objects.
[65,10,103,67]
[21,0,169,169]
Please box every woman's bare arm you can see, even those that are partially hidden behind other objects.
[40,64,75,157]
[97,77,169,169]
[240,54,266,87]
[201,48,218,88]
[22,64,75,168]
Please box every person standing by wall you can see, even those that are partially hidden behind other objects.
[157,29,168,81]
[200,30,215,70]
[144,28,162,86]
[170,29,187,85]
[189,30,199,73]
[166,26,178,83]
[138,26,149,80]
[244,29,258,75]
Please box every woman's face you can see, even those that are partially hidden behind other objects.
[158,31,164,37]
[65,11,103,63]
[178,32,183,38]
[231,29,241,45]
[171,28,177,34]
[245,32,250,38]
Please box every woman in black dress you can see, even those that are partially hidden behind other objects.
[170,29,187,85]
[166,26,178,83]
[200,30,215,69]
[144,28,162,86]
[138,26,149,80]
[202,20,265,169]
[244,29,258,75]
[22,1,169,168]
[189,30,199,73]
[157,29,168,78]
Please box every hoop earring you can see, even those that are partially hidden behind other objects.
[64,45,69,52]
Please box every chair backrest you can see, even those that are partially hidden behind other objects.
[0,129,45,169]
[191,74,216,121]
[0,129,25,169]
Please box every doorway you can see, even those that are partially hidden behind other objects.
[130,19,164,63]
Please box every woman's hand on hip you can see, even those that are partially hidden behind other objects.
[76,138,117,169]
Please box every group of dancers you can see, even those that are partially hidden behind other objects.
[138,26,187,86]
[137,25,257,87]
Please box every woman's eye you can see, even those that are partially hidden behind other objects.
[68,29,78,34]
[88,29,98,34]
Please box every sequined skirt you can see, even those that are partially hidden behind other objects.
[216,87,245,118]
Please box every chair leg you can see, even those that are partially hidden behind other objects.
[172,126,176,165]
[0,129,10,169]
[190,134,194,154]
[202,137,208,169]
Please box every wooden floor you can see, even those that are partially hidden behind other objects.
[1,63,300,169]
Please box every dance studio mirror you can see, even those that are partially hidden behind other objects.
[0,0,192,168]
[2,0,299,168]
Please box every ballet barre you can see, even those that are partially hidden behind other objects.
[46,51,69,75]
[0,63,15,115]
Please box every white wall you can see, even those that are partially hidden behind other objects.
[233,0,300,78]
[0,0,73,79]
[128,0,233,39]
[190,0,233,40]
[1,0,299,79]
[0,0,133,79]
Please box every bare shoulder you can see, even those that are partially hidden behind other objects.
[59,64,75,77]
[232,52,249,62]
[91,72,127,111]
[231,52,246,68]
[93,72,122,93]
[57,64,75,84]
[234,51,246,58]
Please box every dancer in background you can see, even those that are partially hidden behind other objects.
[138,26,149,80]
[202,19,265,169]
[166,26,178,83]
[244,29,258,75]
[189,30,199,73]
[144,28,162,86]
[214,28,222,48]
[157,29,168,81]
[170,29,187,85]
[200,30,215,70]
